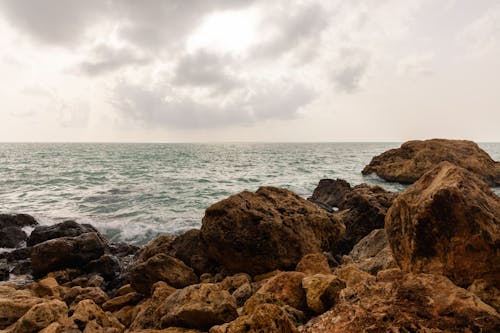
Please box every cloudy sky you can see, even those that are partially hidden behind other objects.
[0,0,499,142]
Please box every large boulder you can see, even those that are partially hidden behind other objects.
[385,162,500,287]
[169,229,215,275]
[308,179,352,211]
[0,214,38,248]
[31,232,106,277]
[303,272,500,332]
[362,139,500,185]
[128,253,198,294]
[27,220,98,246]
[200,187,345,275]
[152,283,238,330]
[332,184,396,254]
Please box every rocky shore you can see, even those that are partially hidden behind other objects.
[0,139,499,332]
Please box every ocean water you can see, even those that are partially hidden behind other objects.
[1,142,499,244]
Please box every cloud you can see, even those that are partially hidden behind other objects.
[330,48,370,93]
[457,4,500,55]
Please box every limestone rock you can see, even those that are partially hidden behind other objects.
[102,292,143,312]
[295,253,331,275]
[385,162,500,287]
[13,300,68,333]
[68,299,124,332]
[129,281,176,330]
[129,253,198,294]
[302,274,345,313]
[308,178,352,210]
[348,229,397,275]
[335,264,375,288]
[362,138,500,185]
[0,286,43,329]
[133,234,176,263]
[201,186,345,275]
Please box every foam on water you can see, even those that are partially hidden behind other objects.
[1,142,499,244]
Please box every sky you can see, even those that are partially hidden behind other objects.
[0,0,499,142]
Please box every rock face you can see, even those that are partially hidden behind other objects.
[31,232,106,277]
[362,139,500,185]
[0,214,38,248]
[153,283,238,330]
[303,272,500,332]
[27,220,98,246]
[332,184,396,254]
[308,179,352,210]
[348,229,397,275]
[200,186,345,275]
[385,162,500,287]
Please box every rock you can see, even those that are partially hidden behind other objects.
[219,274,253,307]
[0,259,9,281]
[152,283,238,330]
[129,281,176,330]
[0,247,31,262]
[84,254,122,280]
[102,292,143,312]
[332,184,396,255]
[31,277,61,297]
[335,264,375,288]
[302,274,345,314]
[68,299,124,332]
[129,253,198,294]
[13,299,68,333]
[201,187,345,275]
[362,138,500,186]
[129,329,202,333]
[468,279,500,313]
[31,232,106,277]
[134,234,176,263]
[210,303,298,333]
[27,220,98,247]
[0,286,43,329]
[295,253,331,275]
[169,229,215,275]
[385,162,500,287]
[0,226,27,248]
[249,272,306,311]
[0,214,38,229]
[308,178,352,210]
[348,229,397,275]
[232,283,253,307]
[116,284,135,296]
[303,273,500,332]
[62,286,109,307]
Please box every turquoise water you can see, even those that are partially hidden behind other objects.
[1,142,498,244]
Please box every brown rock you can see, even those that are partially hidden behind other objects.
[13,300,68,333]
[116,284,135,296]
[129,281,176,330]
[27,220,98,247]
[134,234,176,263]
[31,232,106,277]
[219,273,252,293]
[169,229,214,275]
[348,229,397,275]
[68,299,124,332]
[468,279,500,313]
[295,253,331,275]
[335,264,375,288]
[249,272,306,311]
[201,187,345,275]
[362,138,500,185]
[62,286,109,307]
[302,274,345,313]
[31,277,61,298]
[129,253,198,294]
[0,286,43,329]
[308,178,352,210]
[385,162,500,287]
[102,292,143,312]
[303,273,500,332]
[129,329,203,333]
[152,283,238,330]
[210,303,298,333]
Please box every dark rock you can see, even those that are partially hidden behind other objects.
[108,242,139,258]
[133,234,176,262]
[201,186,345,275]
[0,247,31,262]
[308,178,352,210]
[31,232,106,277]
[0,226,27,248]
[362,138,500,186]
[385,162,500,288]
[0,214,38,229]
[11,260,31,276]
[27,220,98,247]
[348,229,397,275]
[85,254,121,280]
[169,229,215,275]
[332,184,396,255]
[0,259,9,281]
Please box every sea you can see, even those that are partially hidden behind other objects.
[1,142,499,245]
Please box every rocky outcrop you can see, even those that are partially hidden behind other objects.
[201,186,345,275]
[308,179,352,210]
[303,272,500,332]
[362,139,500,185]
[27,220,98,246]
[347,229,397,274]
[332,184,396,254]
[385,162,500,287]
[31,232,106,277]
[0,214,38,248]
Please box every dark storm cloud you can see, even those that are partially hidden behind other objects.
[113,81,314,129]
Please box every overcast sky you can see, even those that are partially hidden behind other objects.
[0,0,499,142]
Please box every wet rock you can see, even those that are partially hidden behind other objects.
[308,178,352,211]
[0,259,9,281]
[84,254,121,280]
[210,303,298,333]
[129,253,198,294]
[0,226,27,248]
[385,162,500,287]
[152,283,238,330]
[201,186,345,275]
[348,229,397,275]
[13,299,68,333]
[295,253,331,275]
[0,214,38,229]
[26,220,98,247]
[31,232,106,277]
[362,138,500,185]
[0,247,31,262]
[0,286,43,329]
[302,274,345,314]
[332,184,396,255]
[303,273,500,332]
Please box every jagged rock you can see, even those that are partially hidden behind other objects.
[385,162,500,287]
[0,286,43,329]
[348,229,397,275]
[332,184,396,255]
[201,187,345,275]
[102,292,143,312]
[308,178,352,210]
[129,329,202,333]
[30,232,106,277]
[133,234,176,263]
[0,226,28,248]
[67,299,124,332]
[129,253,198,294]
[169,229,215,275]
[210,303,298,333]
[295,253,331,275]
[27,220,98,247]
[362,138,500,185]
[31,277,61,298]
[303,273,500,332]
[152,283,238,330]
[0,214,38,229]
[335,264,375,288]
[62,286,109,307]
[13,299,68,333]
[468,279,500,313]
[129,281,176,330]
[302,274,345,314]
[85,254,122,280]
[0,259,9,281]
